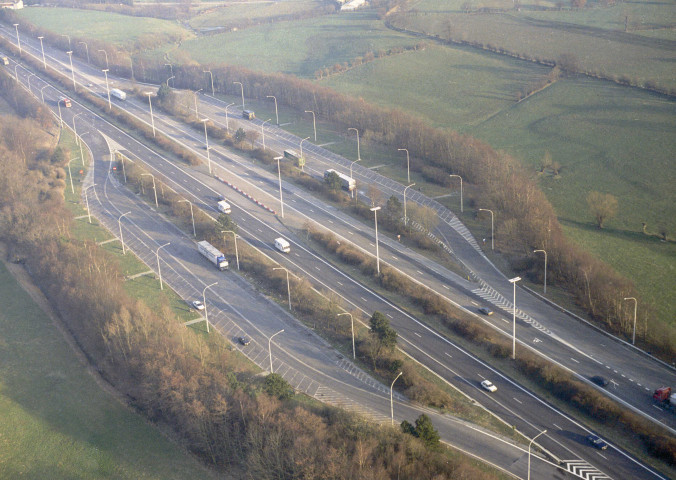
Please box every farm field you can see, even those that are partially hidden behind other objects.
[0,259,216,480]
[15,7,192,48]
[177,11,416,77]
[189,0,323,30]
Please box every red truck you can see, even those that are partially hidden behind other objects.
[653,387,676,411]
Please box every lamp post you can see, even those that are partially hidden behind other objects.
[14,63,20,82]
[66,156,78,194]
[102,69,111,109]
[164,63,173,82]
[193,88,202,119]
[299,136,310,171]
[349,159,360,199]
[275,156,284,218]
[26,73,35,92]
[201,118,211,174]
[37,36,46,69]
[273,267,291,311]
[203,70,214,96]
[145,92,155,137]
[403,183,415,226]
[166,75,175,88]
[623,297,637,345]
[371,206,382,276]
[449,174,463,213]
[61,34,71,49]
[479,208,494,251]
[233,81,244,109]
[84,184,97,224]
[528,429,547,480]
[118,211,131,254]
[13,24,20,54]
[155,243,170,290]
[348,127,361,161]
[390,372,403,426]
[140,173,158,208]
[128,56,134,80]
[398,148,410,184]
[268,329,284,373]
[98,49,109,70]
[66,51,76,91]
[221,230,239,270]
[534,249,547,294]
[40,84,48,103]
[78,41,90,64]
[509,276,521,360]
[338,313,356,360]
[266,95,279,124]
[57,100,63,128]
[261,118,271,150]
[179,200,196,237]
[202,282,218,333]
[305,110,316,141]
[72,112,84,146]
[224,102,235,131]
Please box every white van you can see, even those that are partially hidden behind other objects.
[274,237,290,253]
[217,200,231,214]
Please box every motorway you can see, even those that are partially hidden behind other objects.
[1,25,673,480]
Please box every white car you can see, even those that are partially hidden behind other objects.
[191,300,205,311]
[481,380,497,392]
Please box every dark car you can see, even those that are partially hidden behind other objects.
[590,375,609,387]
[587,434,608,450]
[238,336,251,346]
[478,307,494,316]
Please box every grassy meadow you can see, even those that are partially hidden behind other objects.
[189,0,322,30]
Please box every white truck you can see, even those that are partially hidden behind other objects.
[274,237,291,253]
[110,88,127,101]
[217,200,231,214]
[198,240,229,270]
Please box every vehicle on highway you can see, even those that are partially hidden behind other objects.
[1,56,8,66]
[653,386,675,411]
[242,109,255,120]
[238,336,251,346]
[197,240,229,271]
[274,237,291,253]
[591,375,609,387]
[191,300,205,311]
[478,307,494,315]
[217,200,231,214]
[324,169,356,191]
[481,380,497,392]
[110,88,127,101]
[59,97,72,108]
[587,434,608,450]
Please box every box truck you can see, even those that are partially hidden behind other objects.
[198,240,229,270]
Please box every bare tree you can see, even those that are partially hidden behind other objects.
[587,191,618,229]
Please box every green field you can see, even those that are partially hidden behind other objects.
[16,7,193,48]
[0,260,216,480]
[177,11,417,77]
[189,0,323,30]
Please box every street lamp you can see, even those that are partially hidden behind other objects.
[299,136,310,171]
[338,313,356,360]
[141,173,158,208]
[233,81,244,109]
[179,200,196,237]
[128,56,134,81]
[202,282,218,333]
[266,95,279,125]
[349,159,360,199]
[528,429,547,480]
[403,183,415,226]
[449,174,463,213]
[273,267,291,311]
[78,41,90,64]
[37,36,46,69]
[72,112,84,146]
[261,118,271,150]
[164,63,173,81]
[509,276,521,360]
[40,84,48,103]
[201,118,211,174]
[66,156,78,194]
[193,88,202,119]
[203,70,214,96]
[623,297,637,345]
[534,249,547,294]
[224,102,235,131]
[221,230,239,270]
[13,24,20,54]
[479,208,494,251]
[371,206,382,276]
[61,34,71,49]
[145,91,155,137]
[98,49,109,70]
[398,148,410,184]
[166,75,175,88]
[155,243,170,290]
[84,184,97,224]
[13,63,20,82]
[102,69,111,109]
[66,51,76,91]
[274,156,285,218]
[268,329,284,373]
[348,127,361,161]
[305,110,316,142]
[390,371,403,425]
[26,73,35,92]
[118,211,131,254]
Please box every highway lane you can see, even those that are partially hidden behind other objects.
[4,35,670,479]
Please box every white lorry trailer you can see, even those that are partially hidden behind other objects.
[198,240,229,270]
[110,88,127,100]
